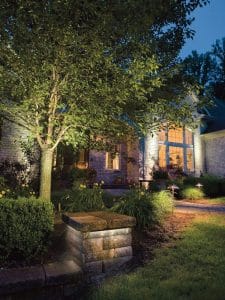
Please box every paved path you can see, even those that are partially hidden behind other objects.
[175,200,225,214]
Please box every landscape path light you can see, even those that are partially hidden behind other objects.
[195,182,203,189]
[168,184,179,197]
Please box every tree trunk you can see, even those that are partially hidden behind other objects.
[39,148,54,201]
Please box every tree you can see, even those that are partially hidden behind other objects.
[211,38,225,98]
[182,50,217,96]
[182,37,225,99]
[0,0,209,200]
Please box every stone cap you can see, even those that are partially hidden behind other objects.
[62,211,136,232]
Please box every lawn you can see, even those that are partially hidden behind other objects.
[90,214,225,300]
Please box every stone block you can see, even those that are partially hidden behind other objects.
[103,234,132,249]
[44,260,82,286]
[103,256,132,272]
[83,227,132,239]
[114,246,132,258]
[84,249,115,262]
[62,213,107,232]
[62,211,136,232]
[82,237,103,253]
[66,244,84,265]
[84,261,103,274]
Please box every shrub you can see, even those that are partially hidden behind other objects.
[153,169,168,180]
[151,191,174,223]
[65,184,105,212]
[51,189,73,210]
[181,186,205,200]
[69,167,97,184]
[102,191,121,208]
[0,197,54,265]
[112,189,174,229]
[183,175,223,197]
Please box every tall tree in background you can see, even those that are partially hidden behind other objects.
[182,50,216,96]
[0,0,209,200]
[182,37,225,99]
[211,38,225,98]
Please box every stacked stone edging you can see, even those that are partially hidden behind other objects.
[0,260,82,298]
[62,211,136,275]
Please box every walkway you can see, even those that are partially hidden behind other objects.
[175,200,225,214]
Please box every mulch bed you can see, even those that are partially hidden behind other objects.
[132,211,196,266]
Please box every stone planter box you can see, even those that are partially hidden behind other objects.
[62,211,136,275]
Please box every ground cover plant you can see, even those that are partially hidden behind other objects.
[91,214,225,300]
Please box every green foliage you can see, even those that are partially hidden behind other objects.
[112,189,174,229]
[64,184,105,212]
[151,191,174,223]
[90,215,225,300]
[70,167,97,184]
[0,197,54,265]
[181,186,205,200]
[183,174,225,197]
[102,191,121,209]
[51,189,73,210]
[0,0,208,201]
[153,170,168,180]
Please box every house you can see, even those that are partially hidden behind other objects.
[1,97,225,185]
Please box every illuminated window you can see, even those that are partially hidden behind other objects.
[187,148,194,171]
[169,146,184,168]
[159,145,166,168]
[158,130,166,142]
[106,146,120,170]
[76,150,88,169]
[168,128,183,143]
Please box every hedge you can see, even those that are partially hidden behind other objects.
[0,197,54,265]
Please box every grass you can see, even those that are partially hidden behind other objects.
[90,214,225,300]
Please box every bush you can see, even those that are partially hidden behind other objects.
[153,169,168,180]
[112,189,174,229]
[181,186,205,200]
[151,191,174,223]
[0,197,54,265]
[69,167,97,184]
[183,174,224,197]
[64,184,105,212]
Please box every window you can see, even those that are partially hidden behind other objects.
[187,148,194,171]
[106,145,120,170]
[168,128,183,143]
[76,149,88,169]
[158,130,166,142]
[158,126,194,172]
[159,145,166,168]
[169,146,183,168]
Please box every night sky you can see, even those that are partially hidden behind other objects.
[179,0,225,59]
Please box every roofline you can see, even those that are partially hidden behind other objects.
[201,128,225,140]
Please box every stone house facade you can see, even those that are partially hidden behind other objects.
[1,98,225,184]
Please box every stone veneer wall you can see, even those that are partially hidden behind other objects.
[89,143,128,184]
[203,131,225,177]
[0,119,40,179]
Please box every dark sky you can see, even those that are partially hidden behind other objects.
[179,0,225,59]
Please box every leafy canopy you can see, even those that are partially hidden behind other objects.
[0,0,209,151]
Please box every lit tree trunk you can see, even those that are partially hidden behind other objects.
[39,148,54,201]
